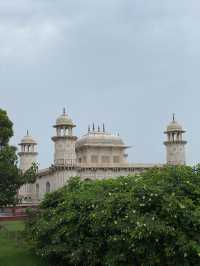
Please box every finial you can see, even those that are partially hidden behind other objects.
[88,125,90,132]
[26,130,29,136]
[103,124,105,133]
[98,125,100,132]
[63,107,66,115]
[173,113,175,122]
[92,123,95,131]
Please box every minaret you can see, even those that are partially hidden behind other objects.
[18,131,38,172]
[52,108,77,166]
[164,115,187,165]
[18,131,38,202]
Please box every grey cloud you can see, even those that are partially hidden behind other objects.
[0,0,200,167]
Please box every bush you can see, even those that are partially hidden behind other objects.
[25,167,200,266]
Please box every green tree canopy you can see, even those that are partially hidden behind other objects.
[26,166,200,266]
[0,108,38,207]
[0,109,13,148]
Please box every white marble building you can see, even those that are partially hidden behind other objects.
[18,110,187,203]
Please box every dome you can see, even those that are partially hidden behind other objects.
[55,109,75,127]
[166,117,184,132]
[76,131,128,149]
[20,131,37,145]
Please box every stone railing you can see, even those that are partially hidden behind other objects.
[76,163,163,169]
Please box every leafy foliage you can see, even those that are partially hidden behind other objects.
[0,109,13,147]
[22,162,39,184]
[0,108,38,207]
[26,167,200,266]
[0,145,21,206]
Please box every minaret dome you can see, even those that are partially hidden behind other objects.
[55,108,75,128]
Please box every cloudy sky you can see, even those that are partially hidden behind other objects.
[1,0,200,168]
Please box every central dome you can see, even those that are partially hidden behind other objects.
[76,131,127,149]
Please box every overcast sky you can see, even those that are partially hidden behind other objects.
[1,0,200,168]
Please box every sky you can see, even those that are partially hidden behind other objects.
[1,0,200,168]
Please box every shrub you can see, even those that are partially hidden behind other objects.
[25,167,200,266]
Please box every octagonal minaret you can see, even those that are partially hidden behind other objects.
[18,131,38,172]
[164,115,187,165]
[52,108,77,166]
[18,131,38,202]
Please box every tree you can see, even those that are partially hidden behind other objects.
[0,109,38,207]
[0,109,13,148]
[26,166,200,266]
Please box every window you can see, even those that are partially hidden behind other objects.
[113,156,120,163]
[84,178,91,181]
[46,182,51,193]
[101,156,110,164]
[91,155,98,163]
